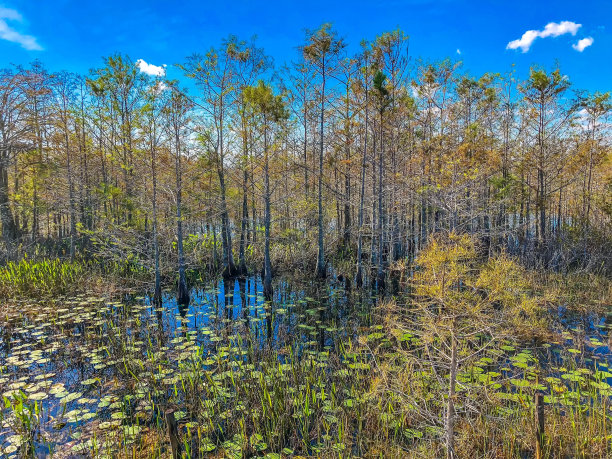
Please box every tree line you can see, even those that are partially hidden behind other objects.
[0,24,610,297]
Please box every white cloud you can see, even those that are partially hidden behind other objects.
[575,107,611,130]
[0,7,42,50]
[572,36,593,52]
[456,48,461,55]
[507,30,539,53]
[539,21,581,38]
[577,108,589,127]
[136,59,166,77]
[507,21,581,52]
[151,81,168,94]
[0,7,21,20]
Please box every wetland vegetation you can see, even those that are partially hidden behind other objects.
[0,22,611,459]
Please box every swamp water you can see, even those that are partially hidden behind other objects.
[0,276,610,457]
[0,277,373,457]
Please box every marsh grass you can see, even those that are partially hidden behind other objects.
[0,258,87,298]
[367,315,612,458]
[0,257,152,299]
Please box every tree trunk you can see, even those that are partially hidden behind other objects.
[238,112,250,274]
[151,139,162,307]
[218,118,237,277]
[66,126,77,261]
[315,66,326,279]
[0,145,18,244]
[263,121,273,301]
[175,133,189,306]
[446,328,458,459]
[355,93,368,288]
[377,111,385,291]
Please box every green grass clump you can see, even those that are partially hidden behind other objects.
[0,258,87,298]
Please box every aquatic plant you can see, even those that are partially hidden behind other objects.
[0,258,87,298]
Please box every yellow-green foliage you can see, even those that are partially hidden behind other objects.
[478,254,546,335]
[414,232,477,311]
[0,258,87,298]
[413,232,544,336]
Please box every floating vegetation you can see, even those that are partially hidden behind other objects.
[0,273,610,457]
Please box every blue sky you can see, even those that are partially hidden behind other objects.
[0,0,610,92]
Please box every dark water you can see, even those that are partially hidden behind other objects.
[0,275,609,457]
[145,276,376,361]
[0,275,373,457]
